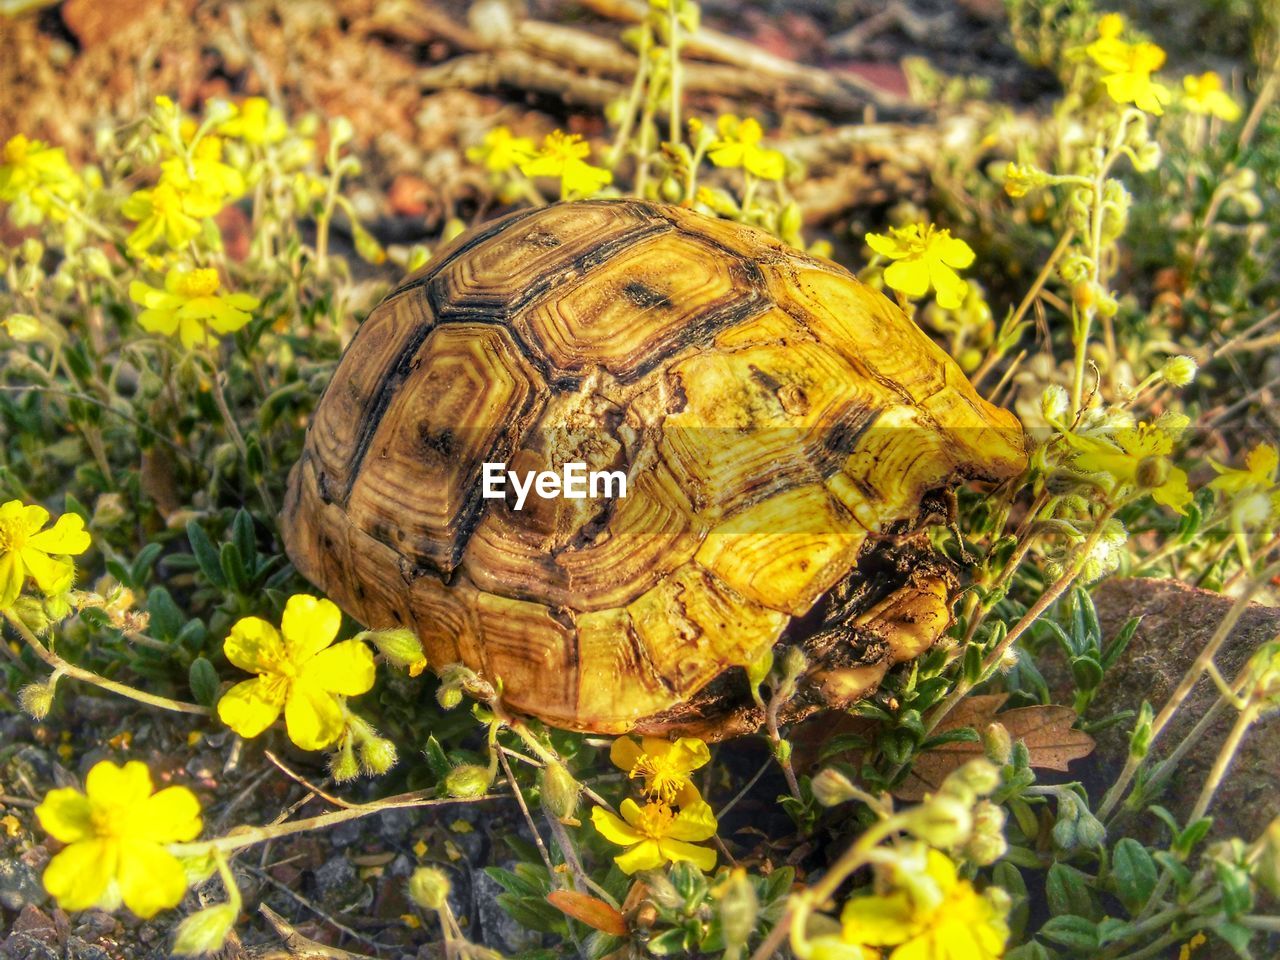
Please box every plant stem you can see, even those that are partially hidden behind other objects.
[4,611,210,716]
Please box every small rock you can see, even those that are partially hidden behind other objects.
[0,934,60,960]
[0,860,45,911]
[311,856,371,912]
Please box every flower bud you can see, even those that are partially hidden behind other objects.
[361,627,427,677]
[11,596,52,634]
[408,866,451,911]
[1160,355,1197,387]
[1040,385,1069,423]
[445,763,494,798]
[717,868,759,952]
[172,903,238,956]
[982,722,1013,766]
[19,674,59,720]
[1074,806,1107,848]
[810,768,865,807]
[329,739,360,783]
[3,313,48,343]
[943,758,1002,799]
[436,683,463,710]
[962,801,1008,865]
[20,238,44,265]
[906,794,973,847]
[540,760,581,821]
[359,736,399,776]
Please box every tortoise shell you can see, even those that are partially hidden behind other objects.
[281,199,1026,738]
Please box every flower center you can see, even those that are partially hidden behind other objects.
[0,516,26,553]
[174,268,221,299]
[634,803,676,839]
[630,755,686,804]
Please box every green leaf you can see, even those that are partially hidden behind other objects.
[1214,861,1254,918]
[1111,838,1157,914]
[1174,817,1213,856]
[1046,862,1094,918]
[1039,915,1099,952]
[920,727,981,751]
[495,893,564,934]
[188,657,220,707]
[1070,654,1104,692]
[1101,616,1141,669]
[485,867,542,900]
[186,520,227,588]
[233,510,256,570]
[128,542,164,587]
[219,541,249,594]
[1006,944,1051,960]
[1151,851,1192,890]
[424,735,451,782]
[147,586,184,640]
[1206,919,1255,958]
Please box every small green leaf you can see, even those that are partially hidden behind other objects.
[1111,838,1157,913]
[219,541,249,594]
[188,657,220,707]
[1039,915,1099,952]
[424,735,451,782]
[186,520,227,588]
[1070,654,1104,692]
[147,586,184,640]
[1046,862,1094,918]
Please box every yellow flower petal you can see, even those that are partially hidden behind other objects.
[19,547,74,595]
[142,786,203,843]
[43,839,117,912]
[0,551,23,608]
[591,805,644,847]
[300,638,376,696]
[281,594,343,663]
[657,837,717,872]
[35,787,95,843]
[666,737,711,773]
[26,513,90,555]
[883,259,931,299]
[223,616,286,674]
[609,736,645,773]
[928,260,969,310]
[85,760,154,807]
[217,677,285,739]
[614,839,666,874]
[284,677,345,750]
[865,232,904,259]
[841,890,920,946]
[666,800,718,842]
[116,839,189,918]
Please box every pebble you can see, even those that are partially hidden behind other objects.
[0,860,45,911]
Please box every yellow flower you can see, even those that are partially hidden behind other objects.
[467,126,537,173]
[707,115,787,181]
[217,97,288,145]
[840,850,1008,960]
[591,798,718,874]
[129,267,260,350]
[1069,421,1193,514]
[865,224,975,310]
[1085,18,1170,115]
[217,594,376,750]
[1182,72,1242,122]
[160,136,246,203]
[609,735,710,805]
[0,134,83,225]
[0,501,90,608]
[520,131,612,200]
[35,760,201,918]
[122,179,223,253]
[1209,443,1280,524]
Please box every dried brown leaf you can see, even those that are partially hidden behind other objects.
[547,890,629,936]
[894,694,1094,801]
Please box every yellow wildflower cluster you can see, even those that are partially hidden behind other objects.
[35,760,202,917]
[1181,72,1242,122]
[707,115,786,181]
[865,223,976,310]
[129,266,260,350]
[0,134,83,226]
[217,594,376,751]
[520,131,613,200]
[836,848,1009,960]
[591,735,718,874]
[0,501,91,609]
[1210,442,1280,527]
[467,126,537,174]
[1085,14,1171,115]
[1069,418,1193,514]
